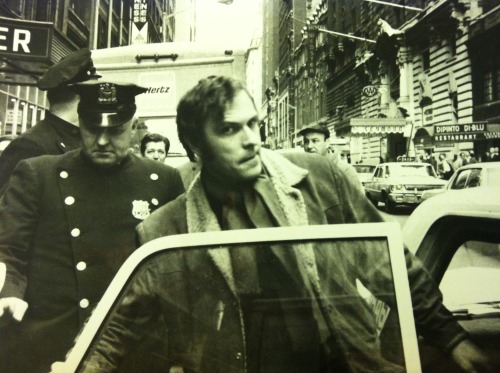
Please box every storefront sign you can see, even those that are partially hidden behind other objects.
[132,0,148,44]
[434,123,500,143]
[0,17,52,60]
[362,85,378,97]
[133,0,147,29]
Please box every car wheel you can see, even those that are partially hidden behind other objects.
[366,193,378,207]
[384,196,396,213]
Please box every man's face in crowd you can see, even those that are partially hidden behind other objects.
[303,131,329,156]
[144,141,167,162]
[201,90,262,184]
[79,118,136,168]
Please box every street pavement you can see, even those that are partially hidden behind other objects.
[377,203,413,229]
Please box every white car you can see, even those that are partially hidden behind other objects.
[352,164,376,187]
[403,187,500,370]
[364,162,446,213]
[421,161,500,201]
[52,223,425,372]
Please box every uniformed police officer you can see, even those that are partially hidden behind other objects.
[0,48,101,194]
[0,81,185,373]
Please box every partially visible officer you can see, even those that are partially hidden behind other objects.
[299,123,363,190]
[140,132,170,163]
[0,80,185,373]
[0,48,100,194]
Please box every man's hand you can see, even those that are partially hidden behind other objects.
[0,297,28,321]
[450,339,496,373]
[50,361,68,373]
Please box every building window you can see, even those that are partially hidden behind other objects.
[448,35,457,58]
[97,15,108,49]
[477,56,500,104]
[422,48,430,71]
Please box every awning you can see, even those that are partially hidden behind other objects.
[334,117,407,137]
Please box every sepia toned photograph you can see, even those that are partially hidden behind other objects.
[0,0,499,372]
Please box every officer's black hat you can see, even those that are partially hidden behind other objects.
[298,123,330,139]
[70,81,148,128]
[37,48,101,91]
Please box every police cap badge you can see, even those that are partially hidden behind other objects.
[70,81,148,128]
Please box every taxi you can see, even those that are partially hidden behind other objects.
[364,162,446,213]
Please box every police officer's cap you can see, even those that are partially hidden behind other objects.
[37,48,101,91]
[70,81,147,128]
[298,123,330,139]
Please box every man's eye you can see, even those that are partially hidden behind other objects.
[248,119,259,130]
[220,124,238,134]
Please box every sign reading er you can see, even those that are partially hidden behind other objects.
[0,17,52,60]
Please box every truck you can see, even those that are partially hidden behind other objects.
[90,42,247,165]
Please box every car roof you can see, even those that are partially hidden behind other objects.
[403,186,500,253]
[456,161,500,170]
[353,164,376,168]
[379,162,431,166]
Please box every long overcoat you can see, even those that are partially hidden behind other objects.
[0,112,81,194]
[0,149,184,373]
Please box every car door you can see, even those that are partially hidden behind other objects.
[414,215,500,372]
[366,166,384,202]
[54,223,422,373]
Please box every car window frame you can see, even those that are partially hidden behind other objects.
[451,169,471,189]
[62,223,422,372]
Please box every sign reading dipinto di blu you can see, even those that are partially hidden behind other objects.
[0,17,52,61]
[434,123,500,143]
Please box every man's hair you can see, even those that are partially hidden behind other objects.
[176,76,254,161]
[140,133,170,156]
[47,86,78,105]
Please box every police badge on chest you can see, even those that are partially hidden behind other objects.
[132,200,150,220]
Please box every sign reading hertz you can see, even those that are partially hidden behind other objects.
[434,123,500,142]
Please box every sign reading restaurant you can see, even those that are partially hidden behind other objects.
[434,123,500,142]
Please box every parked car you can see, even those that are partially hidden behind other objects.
[403,186,500,370]
[352,164,376,187]
[421,161,500,201]
[364,162,446,213]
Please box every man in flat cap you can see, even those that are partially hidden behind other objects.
[0,81,185,373]
[299,124,362,191]
[0,48,99,194]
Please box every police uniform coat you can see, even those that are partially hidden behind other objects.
[0,112,81,194]
[85,150,467,372]
[0,149,185,373]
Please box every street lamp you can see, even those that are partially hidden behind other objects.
[364,0,423,12]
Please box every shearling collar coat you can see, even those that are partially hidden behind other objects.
[126,151,466,371]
